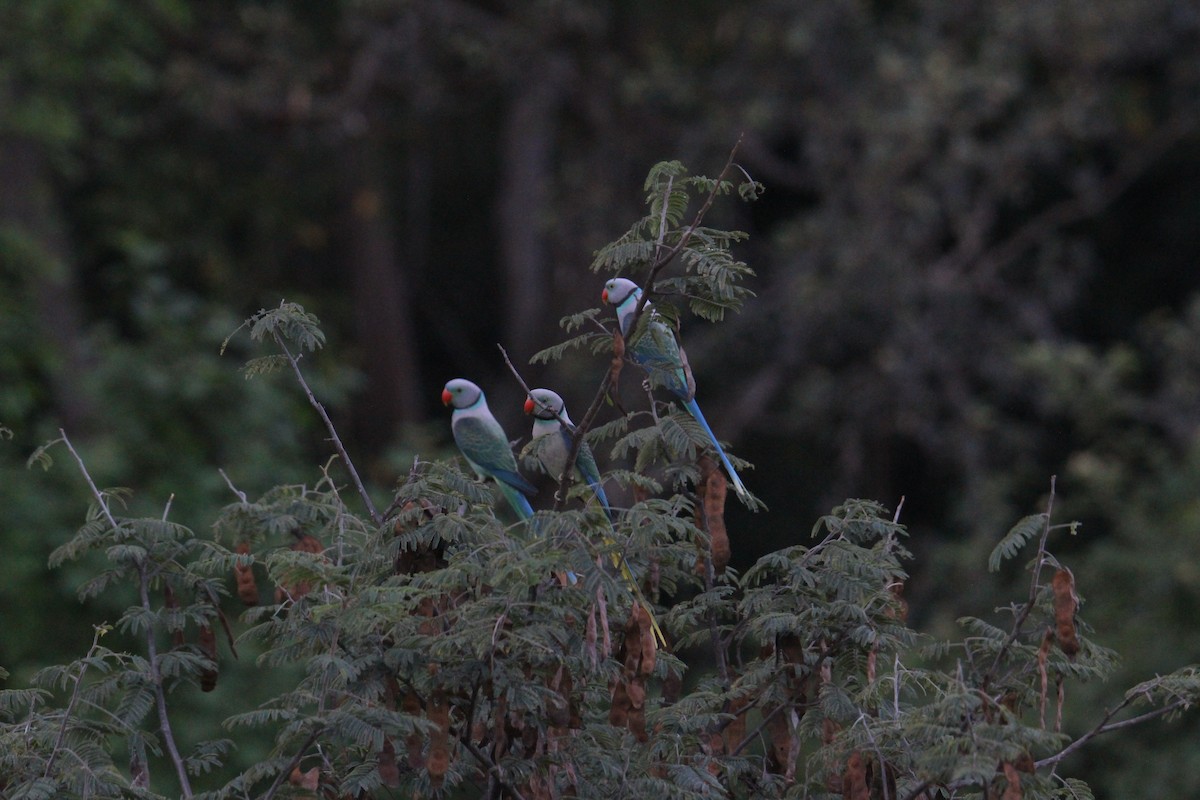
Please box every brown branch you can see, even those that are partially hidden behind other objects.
[261,728,325,800]
[273,333,382,526]
[1035,696,1192,770]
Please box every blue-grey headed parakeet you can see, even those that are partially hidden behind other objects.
[524,387,612,516]
[442,378,536,519]
[524,386,665,645]
[602,277,751,503]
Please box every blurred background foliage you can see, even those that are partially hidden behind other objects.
[2,0,1200,794]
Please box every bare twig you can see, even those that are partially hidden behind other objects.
[1036,695,1191,770]
[273,333,382,526]
[218,468,248,504]
[730,702,790,757]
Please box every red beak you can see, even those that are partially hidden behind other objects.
[523,397,535,415]
[601,288,609,303]
[441,388,453,406]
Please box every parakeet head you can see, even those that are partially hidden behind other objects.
[524,388,565,421]
[442,378,483,410]
[602,278,640,307]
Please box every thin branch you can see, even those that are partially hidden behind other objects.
[136,558,194,798]
[43,625,107,779]
[273,333,382,526]
[59,430,194,797]
[730,702,790,757]
[563,145,752,507]
[497,343,577,510]
[985,475,1056,682]
[218,468,248,503]
[1036,696,1191,770]
[261,728,324,800]
[59,430,121,531]
[462,738,531,800]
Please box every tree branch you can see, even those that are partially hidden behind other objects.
[985,475,1056,683]
[58,430,194,797]
[1036,695,1191,770]
[273,333,383,526]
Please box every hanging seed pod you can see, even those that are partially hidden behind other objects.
[611,330,626,383]
[198,624,218,692]
[842,751,869,800]
[695,455,730,574]
[377,737,400,787]
[233,541,258,606]
[426,690,452,788]
[1001,761,1023,800]
[274,533,324,603]
[289,765,319,790]
[1052,567,1080,657]
[609,604,655,741]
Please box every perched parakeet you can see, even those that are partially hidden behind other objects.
[442,378,536,519]
[524,387,611,516]
[525,386,665,646]
[602,277,751,503]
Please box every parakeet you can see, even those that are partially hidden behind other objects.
[442,378,536,519]
[602,277,751,503]
[524,387,611,516]
[525,386,665,646]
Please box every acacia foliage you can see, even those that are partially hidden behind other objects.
[2,162,1199,799]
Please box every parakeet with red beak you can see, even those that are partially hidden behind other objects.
[602,277,750,503]
[442,378,536,519]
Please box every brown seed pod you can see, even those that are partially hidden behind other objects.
[426,691,452,788]
[289,765,319,790]
[1001,760,1023,800]
[198,624,218,692]
[274,533,324,603]
[1051,567,1080,657]
[695,455,730,574]
[234,541,258,606]
[843,751,869,800]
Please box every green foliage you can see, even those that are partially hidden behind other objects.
[2,161,1199,800]
[591,160,757,323]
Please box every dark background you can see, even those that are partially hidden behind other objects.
[3,1,1200,794]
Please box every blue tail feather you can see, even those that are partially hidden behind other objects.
[498,482,535,520]
[683,397,750,501]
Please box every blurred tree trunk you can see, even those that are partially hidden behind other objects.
[339,133,424,436]
[497,58,569,359]
[0,135,93,432]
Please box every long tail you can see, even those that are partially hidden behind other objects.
[587,479,616,523]
[498,482,535,520]
[683,397,750,503]
[601,526,666,647]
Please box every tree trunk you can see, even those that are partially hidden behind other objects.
[339,134,425,440]
[0,134,93,432]
[497,57,569,360]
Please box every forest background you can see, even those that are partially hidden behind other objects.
[3,1,1200,797]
